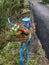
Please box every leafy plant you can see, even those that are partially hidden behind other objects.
[0,0,21,31]
[36,50,42,55]
[42,0,49,3]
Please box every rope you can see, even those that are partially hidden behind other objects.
[20,42,23,65]
[20,41,29,65]
[8,18,15,26]
[20,32,33,65]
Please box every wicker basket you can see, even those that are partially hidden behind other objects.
[10,34,29,42]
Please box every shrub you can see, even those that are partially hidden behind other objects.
[0,0,20,31]
[42,0,49,3]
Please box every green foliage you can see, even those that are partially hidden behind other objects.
[0,0,26,31]
[0,42,20,65]
[0,0,20,31]
[36,50,42,55]
[20,0,26,8]
[42,0,49,3]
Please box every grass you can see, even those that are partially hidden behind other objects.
[0,41,43,65]
[0,42,20,65]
